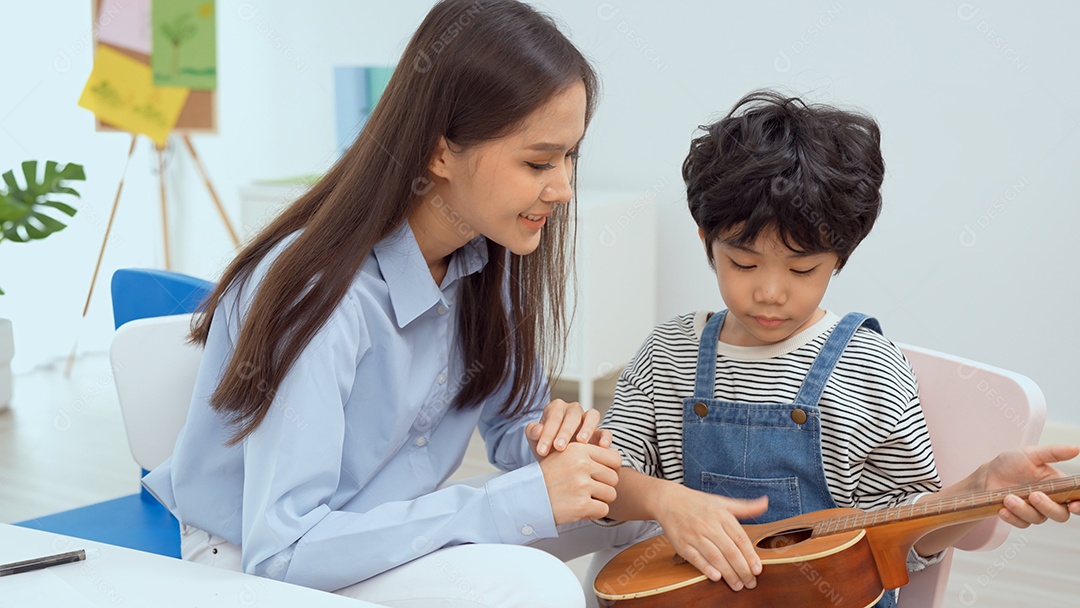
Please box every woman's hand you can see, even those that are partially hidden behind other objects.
[538,441,621,524]
[531,400,620,524]
[526,399,612,458]
[983,444,1080,527]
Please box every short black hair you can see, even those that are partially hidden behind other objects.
[683,90,884,269]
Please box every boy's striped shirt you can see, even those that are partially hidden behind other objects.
[600,310,942,512]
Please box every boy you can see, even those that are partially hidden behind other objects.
[597,90,1078,607]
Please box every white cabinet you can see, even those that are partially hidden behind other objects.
[238,185,658,409]
[238,181,314,239]
[0,318,13,411]
[561,190,656,409]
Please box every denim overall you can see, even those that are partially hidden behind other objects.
[683,310,896,608]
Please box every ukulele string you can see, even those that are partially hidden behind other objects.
[814,475,1080,537]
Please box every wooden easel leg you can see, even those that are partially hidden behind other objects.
[157,143,171,270]
[181,134,240,247]
[66,134,138,376]
[81,134,138,318]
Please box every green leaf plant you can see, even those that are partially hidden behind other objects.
[0,161,86,295]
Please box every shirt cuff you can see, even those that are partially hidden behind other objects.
[593,517,628,527]
[904,492,946,571]
[907,546,946,572]
[617,450,649,476]
[483,461,558,543]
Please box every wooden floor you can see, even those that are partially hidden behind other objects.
[1,353,1077,606]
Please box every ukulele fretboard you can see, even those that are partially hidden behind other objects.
[813,475,1080,537]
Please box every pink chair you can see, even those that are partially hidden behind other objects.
[895,343,1047,607]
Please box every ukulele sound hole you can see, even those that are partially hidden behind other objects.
[757,527,813,550]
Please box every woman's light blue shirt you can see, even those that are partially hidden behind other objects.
[143,222,556,592]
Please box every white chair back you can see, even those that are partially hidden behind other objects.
[110,314,203,471]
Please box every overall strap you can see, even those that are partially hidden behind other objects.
[694,310,727,399]
[794,313,882,406]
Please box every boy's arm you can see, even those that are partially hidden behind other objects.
[605,466,676,521]
[600,335,661,475]
[600,324,765,591]
[913,444,1080,556]
[851,386,942,512]
[607,467,767,592]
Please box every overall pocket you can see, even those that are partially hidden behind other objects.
[699,472,801,524]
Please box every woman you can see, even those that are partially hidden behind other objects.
[144,1,618,605]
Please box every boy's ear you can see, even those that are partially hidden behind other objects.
[698,227,707,243]
[428,136,456,181]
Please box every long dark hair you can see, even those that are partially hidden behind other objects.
[194,0,599,445]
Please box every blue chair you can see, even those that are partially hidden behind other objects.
[15,269,214,557]
[110,268,215,329]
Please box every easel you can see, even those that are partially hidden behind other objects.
[80,132,239,309]
[66,132,239,375]
[67,0,230,374]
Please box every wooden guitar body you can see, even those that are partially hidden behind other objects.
[595,475,1080,607]
[595,508,886,608]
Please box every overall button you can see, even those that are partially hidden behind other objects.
[693,402,709,417]
[791,408,807,424]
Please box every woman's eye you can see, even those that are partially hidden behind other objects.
[528,150,578,171]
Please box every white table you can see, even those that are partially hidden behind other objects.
[0,524,383,607]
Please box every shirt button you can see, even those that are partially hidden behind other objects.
[521,525,535,536]
[415,436,428,447]
[437,305,448,315]
[436,373,447,385]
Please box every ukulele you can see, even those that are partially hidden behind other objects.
[594,474,1080,607]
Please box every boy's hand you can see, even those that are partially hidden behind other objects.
[984,444,1080,527]
[656,485,768,592]
[526,399,612,458]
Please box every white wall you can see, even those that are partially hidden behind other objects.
[0,0,426,372]
[3,1,1078,426]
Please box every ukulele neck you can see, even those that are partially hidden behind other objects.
[814,475,1080,537]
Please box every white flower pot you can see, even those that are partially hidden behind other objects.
[0,318,13,411]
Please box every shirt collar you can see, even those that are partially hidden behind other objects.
[444,230,489,286]
[372,222,489,328]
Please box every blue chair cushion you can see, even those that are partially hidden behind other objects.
[111,268,215,330]
[14,492,180,558]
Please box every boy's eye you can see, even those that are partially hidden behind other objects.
[729,260,756,271]
[792,266,819,275]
